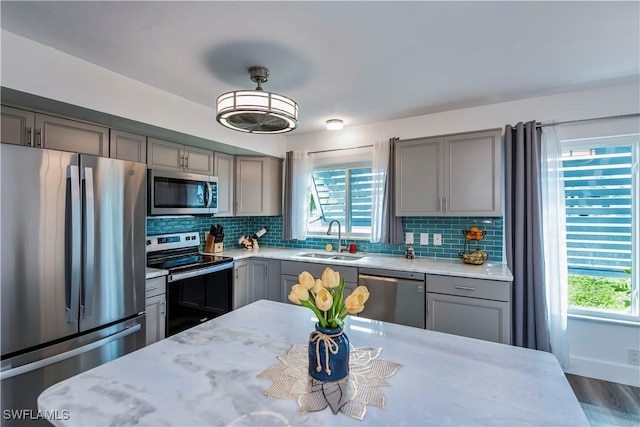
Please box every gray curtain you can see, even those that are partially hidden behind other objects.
[504,121,550,351]
[380,137,403,244]
[282,151,294,240]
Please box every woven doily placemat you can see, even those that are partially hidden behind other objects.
[258,345,402,420]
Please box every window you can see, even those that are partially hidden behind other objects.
[560,132,638,320]
[308,165,373,237]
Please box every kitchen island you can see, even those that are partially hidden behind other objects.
[38,300,587,426]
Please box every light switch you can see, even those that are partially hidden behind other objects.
[406,232,414,244]
[420,233,428,245]
[433,234,442,246]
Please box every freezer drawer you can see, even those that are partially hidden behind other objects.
[1,316,145,427]
[358,269,426,329]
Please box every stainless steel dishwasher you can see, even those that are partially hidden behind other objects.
[357,268,426,328]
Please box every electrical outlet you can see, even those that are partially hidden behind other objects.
[420,233,429,245]
[406,232,414,244]
[433,234,442,246]
[629,349,640,366]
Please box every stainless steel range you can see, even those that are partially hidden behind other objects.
[147,232,233,336]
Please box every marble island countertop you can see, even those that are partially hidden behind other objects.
[205,247,514,281]
[38,300,586,426]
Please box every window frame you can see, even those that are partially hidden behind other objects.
[307,161,373,239]
[560,134,639,322]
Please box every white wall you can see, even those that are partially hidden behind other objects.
[0,30,286,158]
[288,83,640,387]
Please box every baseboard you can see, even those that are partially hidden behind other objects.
[566,356,640,387]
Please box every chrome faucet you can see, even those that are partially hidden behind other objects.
[326,220,344,253]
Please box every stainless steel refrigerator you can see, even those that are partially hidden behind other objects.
[0,143,146,425]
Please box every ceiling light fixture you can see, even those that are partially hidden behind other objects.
[216,66,298,134]
[326,119,344,130]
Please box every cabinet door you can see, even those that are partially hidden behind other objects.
[444,129,502,215]
[145,293,166,346]
[36,114,108,156]
[110,129,147,163]
[214,152,235,216]
[250,260,269,302]
[236,157,266,215]
[395,137,442,216]
[233,261,250,310]
[426,292,510,344]
[1,106,35,146]
[235,156,282,216]
[184,146,214,175]
[147,138,183,171]
[267,260,282,302]
[281,275,299,304]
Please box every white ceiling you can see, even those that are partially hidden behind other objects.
[1,1,638,135]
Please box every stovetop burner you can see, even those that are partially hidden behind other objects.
[146,232,233,274]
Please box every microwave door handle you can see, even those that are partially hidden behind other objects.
[67,165,81,324]
[205,181,213,208]
[82,167,95,317]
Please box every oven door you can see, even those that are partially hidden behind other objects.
[166,263,232,336]
[148,169,218,215]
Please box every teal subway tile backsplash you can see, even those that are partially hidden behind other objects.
[147,215,503,261]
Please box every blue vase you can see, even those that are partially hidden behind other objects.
[308,323,350,381]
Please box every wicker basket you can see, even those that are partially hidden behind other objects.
[459,249,488,265]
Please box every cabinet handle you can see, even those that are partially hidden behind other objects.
[440,197,444,211]
[160,301,165,316]
[35,129,42,148]
[184,155,189,169]
[265,266,268,277]
[454,285,475,291]
[26,127,33,146]
[444,198,448,211]
[180,155,184,168]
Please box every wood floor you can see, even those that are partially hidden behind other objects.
[565,373,640,427]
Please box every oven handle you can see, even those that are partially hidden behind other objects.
[168,262,233,282]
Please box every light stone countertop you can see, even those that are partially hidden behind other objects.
[38,300,587,426]
[145,267,169,280]
[204,247,514,282]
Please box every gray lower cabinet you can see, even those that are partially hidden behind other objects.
[233,259,278,309]
[145,276,167,346]
[280,261,357,303]
[110,129,147,162]
[426,274,511,344]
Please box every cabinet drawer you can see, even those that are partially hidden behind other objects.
[280,261,358,283]
[426,274,510,302]
[145,276,166,298]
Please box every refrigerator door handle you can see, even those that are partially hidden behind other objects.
[0,324,141,381]
[67,165,81,324]
[82,167,96,317]
[205,181,213,208]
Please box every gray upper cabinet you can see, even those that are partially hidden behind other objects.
[1,106,108,156]
[110,129,147,163]
[1,106,35,146]
[235,156,282,216]
[213,152,235,217]
[36,114,109,156]
[147,137,213,175]
[395,129,502,216]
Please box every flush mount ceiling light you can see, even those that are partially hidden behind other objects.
[216,66,298,134]
[326,119,344,130]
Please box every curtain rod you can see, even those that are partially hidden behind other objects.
[536,113,639,128]
[307,144,373,155]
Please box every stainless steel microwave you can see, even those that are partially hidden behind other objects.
[148,169,218,215]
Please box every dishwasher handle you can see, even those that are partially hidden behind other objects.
[358,268,425,281]
[358,274,398,283]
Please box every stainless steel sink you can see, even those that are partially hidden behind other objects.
[295,252,334,259]
[330,254,365,261]
[295,252,366,262]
